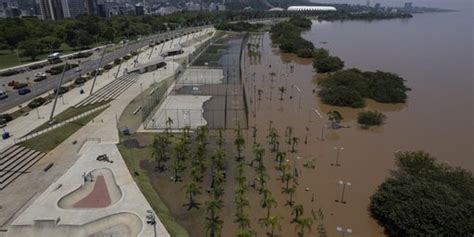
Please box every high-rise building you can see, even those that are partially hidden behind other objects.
[85,0,98,15]
[39,0,65,20]
[65,0,85,18]
[135,3,144,16]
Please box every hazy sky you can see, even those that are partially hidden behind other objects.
[311,0,473,10]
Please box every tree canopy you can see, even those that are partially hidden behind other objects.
[370,151,474,237]
[270,17,315,58]
[318,69,410,107]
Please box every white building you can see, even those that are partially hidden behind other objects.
[287,6,337,11]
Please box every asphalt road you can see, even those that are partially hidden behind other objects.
[0,26,207,113]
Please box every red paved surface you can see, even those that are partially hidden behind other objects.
[73,175,111,208]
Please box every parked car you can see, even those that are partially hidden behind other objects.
[34,75,47,82]
[0,91,8,100]
[28,97,47,109]
[34,72,47,78]
[0,114,12,125]
[53,86,69,95]
[74,77,86,85]
[47,52,61,62]
[18,88,31,95]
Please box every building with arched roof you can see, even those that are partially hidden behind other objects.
[287,6,337,11]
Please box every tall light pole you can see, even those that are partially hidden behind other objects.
[313,108,325,141]
[331,146,344,166]
[336,180,351,204]
[336,226,353,237]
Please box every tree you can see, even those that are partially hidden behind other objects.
[237,228,256,237]
[370,151,473,237]
[313,55,344,73]
[278,86,287,100]
[291,204,304,223]
[183,181,202,210]
[357,109,386,127]
[234,127,245,162]
[296,218,313,237]
[260,191,278,219]
[259,215,282,237]
[18,39,43,60]
[258,89,263,100]
[152,135,168,172]
[327,111,343,129]
[39,36,62,52]
[291,137,299,153]
[283,185,296,206]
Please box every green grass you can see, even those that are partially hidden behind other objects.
[0,44,74,69]
[117,138,189,237]
[30,101,110,133]
[192,44,228,66]
[20,107,107,152]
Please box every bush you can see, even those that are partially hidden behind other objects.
[319,85,365,108]
[313,55,344,73]
[123,55,132,60]
[72,51,93,59]
[47,63,78,75]
[357,110,386,127]
[114,58,122,65]
[370,151,473,237]
[318,69,409,107]
[288,16,313,28]
[74,77,86,85]
[103,64,114,70]
[297,48,315,58]
[29,63,45,70]
[0,70,21,77]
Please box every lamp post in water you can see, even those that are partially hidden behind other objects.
[331,146,344,166]
[336,226,352,237]
[336,180,351,204]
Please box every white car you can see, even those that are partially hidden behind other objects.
[34,72,47,78]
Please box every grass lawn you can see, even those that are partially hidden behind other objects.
[117,136,189,237]
[20,107,107,152]
[0,44,75,70]
[30,101,110,133]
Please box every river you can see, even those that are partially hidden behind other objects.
[243,4,472,236]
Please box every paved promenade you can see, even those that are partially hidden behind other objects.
[0,28,216,237]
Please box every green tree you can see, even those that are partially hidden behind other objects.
[260,191,278,219]
[259,215,282,237]
[18,39,43,60]
[183,181,202,210]
[291,204,304,223]
[296,218,313,237]
[370,151,473,237]
[357,109,386,127]
[39,36,62,52]
[313,55,344,73]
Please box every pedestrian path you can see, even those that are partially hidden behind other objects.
[0,145,46,190]
[75,73,139,107]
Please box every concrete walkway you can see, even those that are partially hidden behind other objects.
[0,27,216,237]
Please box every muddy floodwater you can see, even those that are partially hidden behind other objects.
[242,12,473,237]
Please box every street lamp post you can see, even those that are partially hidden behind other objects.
[146,210,157,237]
[336,180,351,204]
[331,147,344,166]
[336,226,353,237]
[313,108,325,141]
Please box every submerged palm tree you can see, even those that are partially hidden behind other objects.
[260,190,277,219]
[259,215,281,237]
[284,185,296,206]
[278,86,287,100]
[295,217,313,237]
[291,204,304,223]
[152,135,168,172]
[237,228,257,237]
[258,89,263,101]
[291,137,299,153]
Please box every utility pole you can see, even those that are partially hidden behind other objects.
[331,147,344,166]
[90,46,108,95]
[336,180,351,204]
[49,59,69,123]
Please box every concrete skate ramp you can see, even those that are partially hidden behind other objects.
[7,212,142,237]
[58,168,122,209]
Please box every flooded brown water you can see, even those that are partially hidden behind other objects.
[241,10,473,236]
[141,11,472,237]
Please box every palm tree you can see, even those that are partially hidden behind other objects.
[217,127,224,148]
[196,126,208,144]
[234,134,245,162]
[165,116,174,137]
[171,158,185,182]
[259,215,281,237]
[152,135,168,172]
[237,228,256,237]
[275,151,286,167]
[278,86,286,100]
[291,137,299,153]
[260,191,277,219]
[234,210,251,229]
[253,143,265,168]
[205,216,223,237]
[295,217,313,237]
[317,223,327,237]
[291,204,304,223]
[258,89,263,101]
[327,110,343,129]
[183,181,201,210]
[205,199,223,222]
[284,185,296,206]
[281,172,293,192]
[211,148,226,172]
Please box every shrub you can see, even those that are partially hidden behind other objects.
[74,77,86,85]
[319,85,365,108]
[72,51,93,59]
[357,110,386,127]
[313,55,344,73]
[29,64,45,70]
[0,114,12,125]
[0,70,20,77]
[103,64,114,70]
[114,58,122,65]
[370,151,473,237]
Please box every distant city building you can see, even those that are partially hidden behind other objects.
[404,2,413,10]
[85,0,98,15]
[374,3,381,10]
[65,0,85,18]
[135,3,144,15]
[287,6,337,11]
[39,0,66,20]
